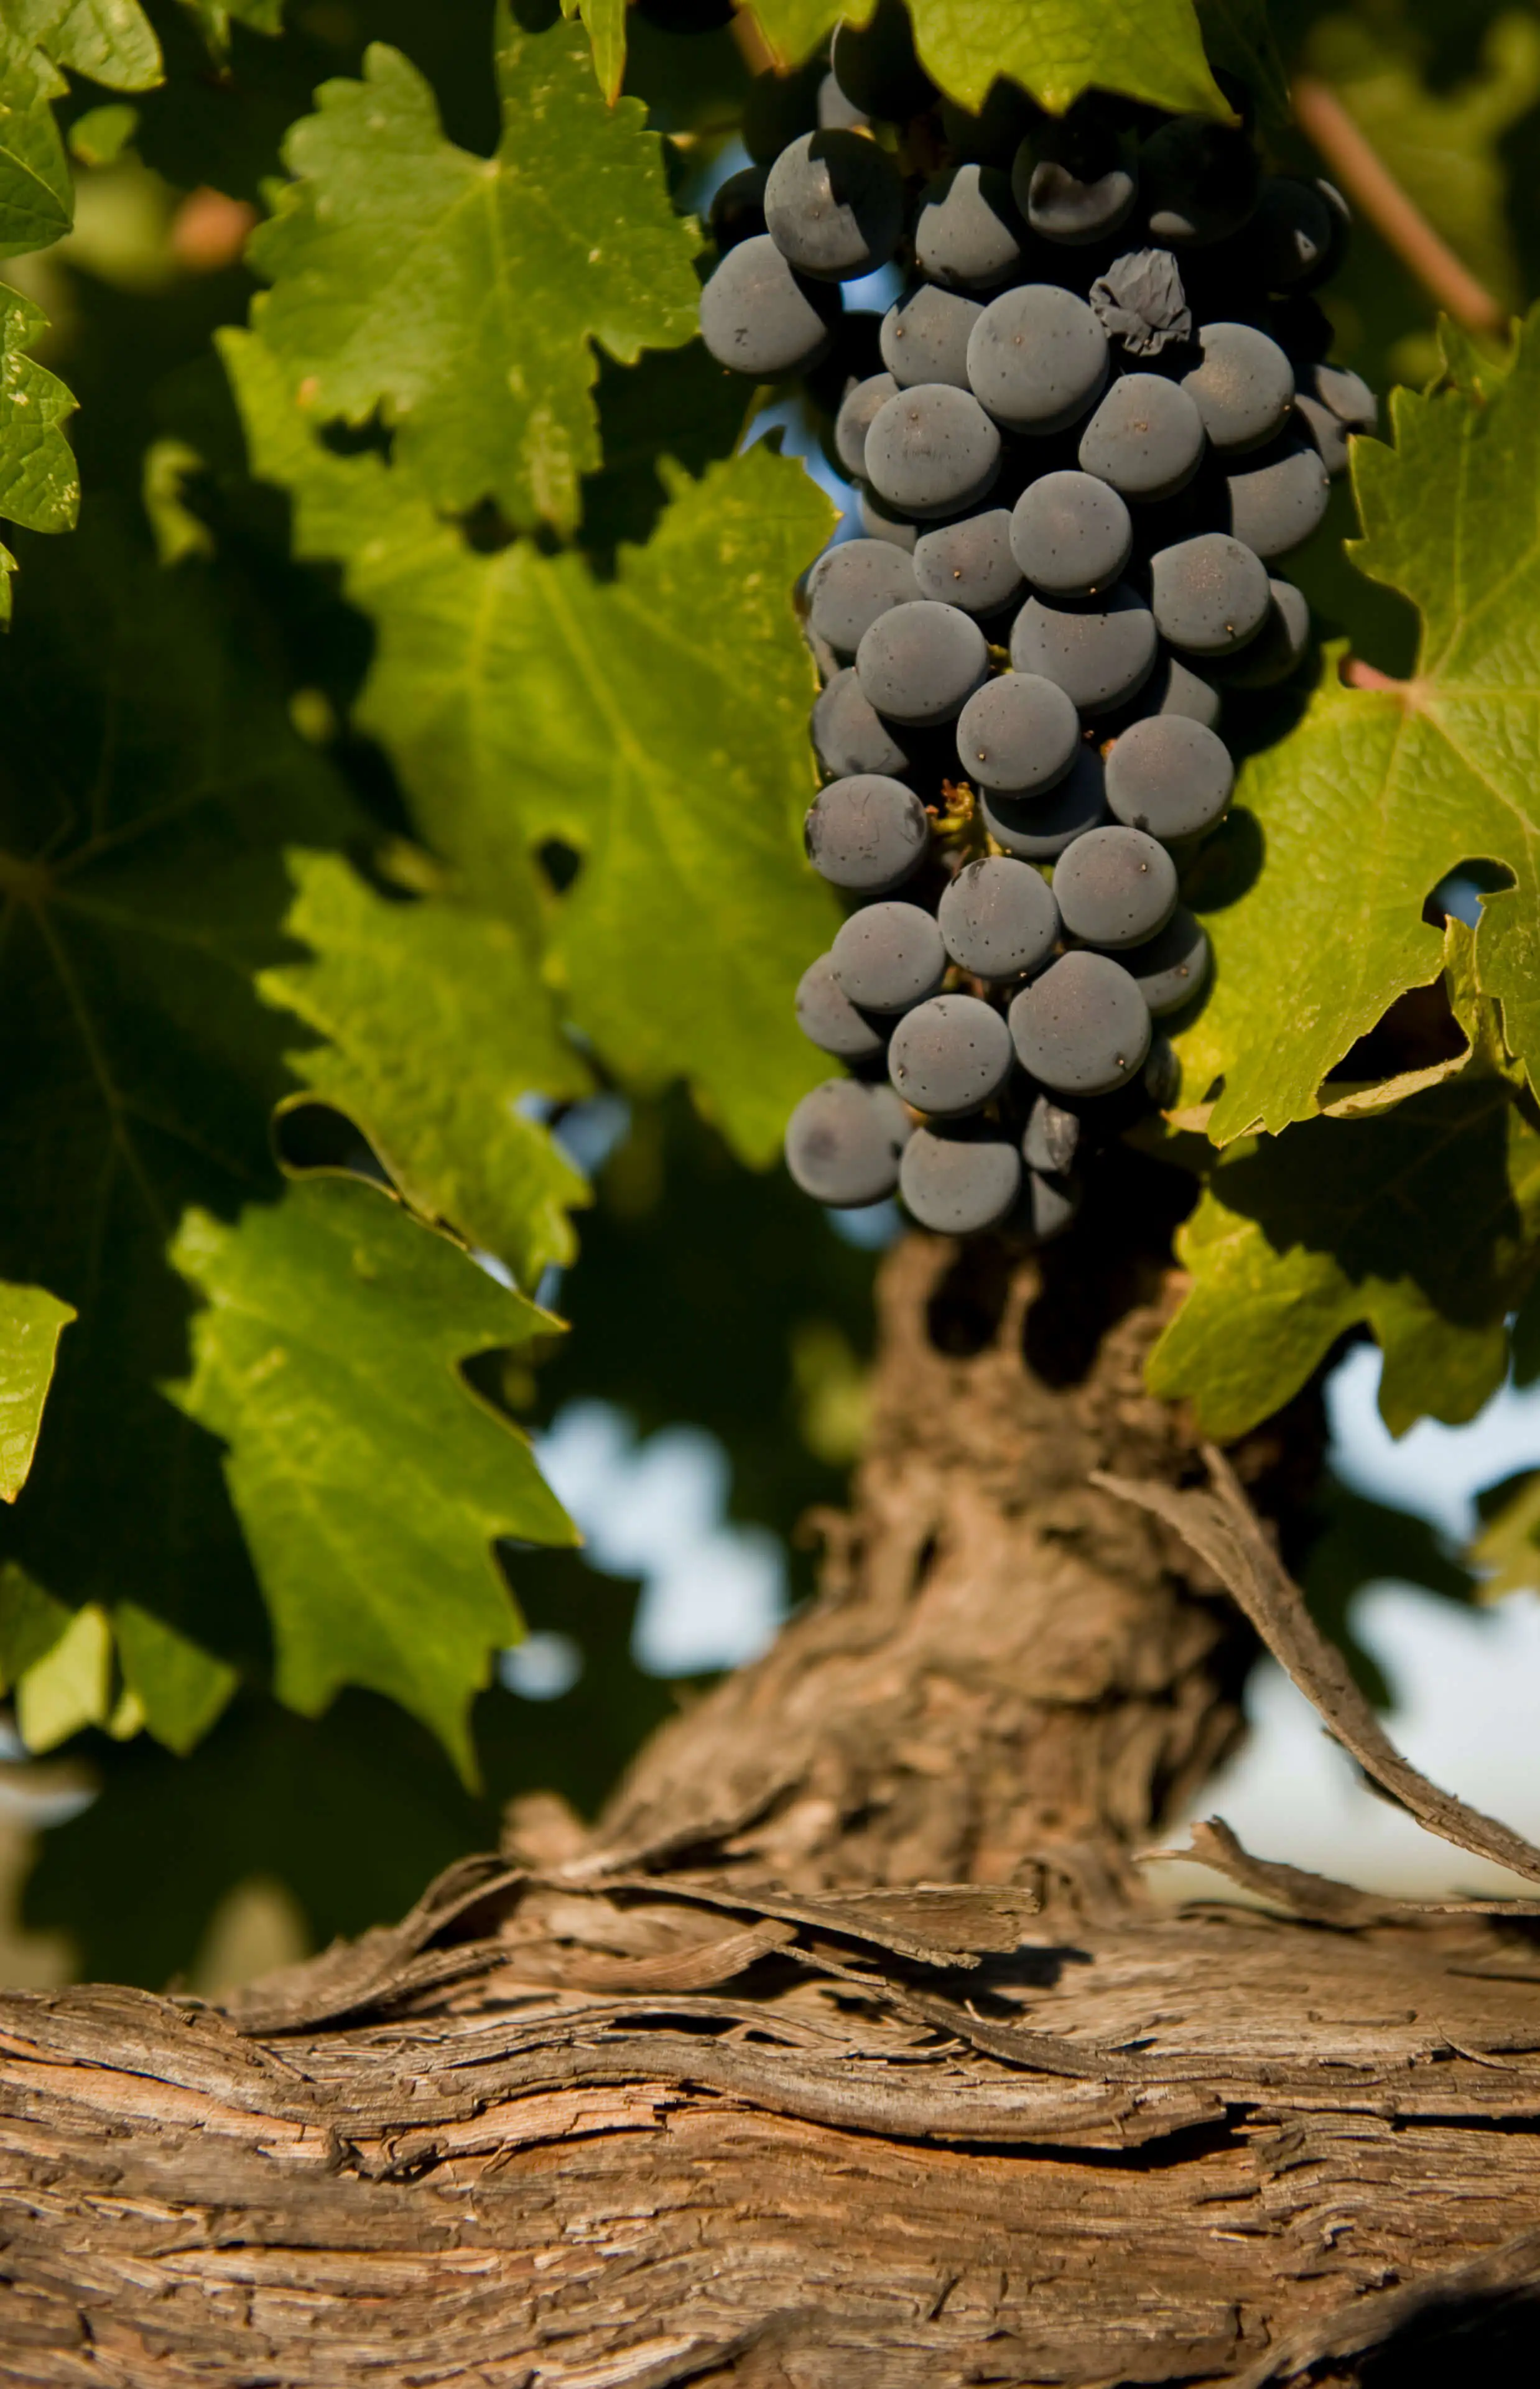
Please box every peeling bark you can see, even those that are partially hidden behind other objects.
[3,1228,1539,2386]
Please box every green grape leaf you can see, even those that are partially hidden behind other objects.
[259,848,591,1287]
[1148,1065,1540,1442]
[743,0,1229,116]
[0,34,72,258]
[1471,1470,1540,1600]
[13,0,164,93]
[247,7,700,534]
[0,1284,73,1503]
[560,0,626,104]
[0,510,351,1703]
[170,1175,575,1779]
[176,0,285,55]
[0,287,80,568]
[113,1601,238,1755]
[1171,306,1540,1143]
[223,328,840,1162]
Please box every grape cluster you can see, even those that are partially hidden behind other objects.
[699,4,1375,1240]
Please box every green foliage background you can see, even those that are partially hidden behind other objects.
[0,0,1537,1985]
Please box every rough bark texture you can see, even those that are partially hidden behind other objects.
[4,1229,1540,2387]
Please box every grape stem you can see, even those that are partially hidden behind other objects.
[1292,76,1505,340]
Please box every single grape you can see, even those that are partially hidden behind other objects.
[956,672,1079,796]
[900,1121,1022,1233]
[1010,585,1157,714]
[1250,175,1343,289]
[1021,1166,1080,1241]
[812,669,913,779]
[1143,1029,1180,1108]
[1078,373,1206,502]
[835,372,898,480]
[888,993,1014,1116]
[807,537,921,655]
[804,774,930,893]
[831,899,948,1011]
[1021,1090,1080,1174]
[912,509,1025,617]
[1011,110,1137,246]
[699,236,838,378]
[710,165,768,254]
[1139,116,1259,246]
[1210,576,1310,689]
[915,164,1027,292]
[1123,906,1210,1017]
[1294,360,1376,476]
[1009,470,1133,599]
[1105,714,1233,840]
[1052,824,1178,949]
[1293,392,1348,476]
[881,285,983,391]
[830,0,936,119]
[764,131,904,282]
[743,58,823,168]
[1088,247,1192,357]
[1121,651,1221,730]
[1223,434,1330,560]
[818,70,867,132]
[856,598,990,724]
[795,952,888,1061]
[938,854,1060,978]
[860,488,919,550]
[1008,949,1151,1094]
[1180,322,1294,454]
[981,745,1107,858]
[1149,532,1271,656]
[805,621,838,682]
[786,1079,911,1205]
[966,285,1109,435]
[865,382,1003,519]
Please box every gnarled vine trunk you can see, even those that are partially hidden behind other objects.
[4,1224,1540,2387]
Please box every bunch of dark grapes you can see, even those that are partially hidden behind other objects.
[698,2,1375,1240]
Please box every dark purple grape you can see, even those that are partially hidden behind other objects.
[710,165,768,254]
[699,236,838,378]
[1012,109,1137,246]
[1022,1090,1079,1173]
[807,537,921,656]
[1078,372,1206,502]
[1223,434,1330,560]
[938,855,1060,979]
[900,1121,1022,1232]
[967,285,1108,435]
[1105,714,1233,840]
[1251,175,1342,289]
[956,672,1078,796]
[812,670,912,779]
[1007,949,1151,1093]
[1052,824,1179,949]
[1181,322,1294,454]
[1020,1167,1080,1241]
[940,84,1041,170]
[881,285,983,391]
[1139,116,1259,246]
[856,600,990,725]
[912,509,1025,616]
[764,131,904,282]
[835,373,898,479]
[796,953,888,1061]
[1124,907,1210,1016]
[981,745,1106,859]
[915,164,1027,292]
[1121,651,1220,730]
[831,900,947,1011]
[888,993,1014,1116]
[860,488,919,550]
[865,381,1003,518]
[786,1079,911,1205]
[830,0,936,119]
[1010,584,1157,714]
[805,774,930,893]
[1149,532,1271,657]
[1010,470,1132,599]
